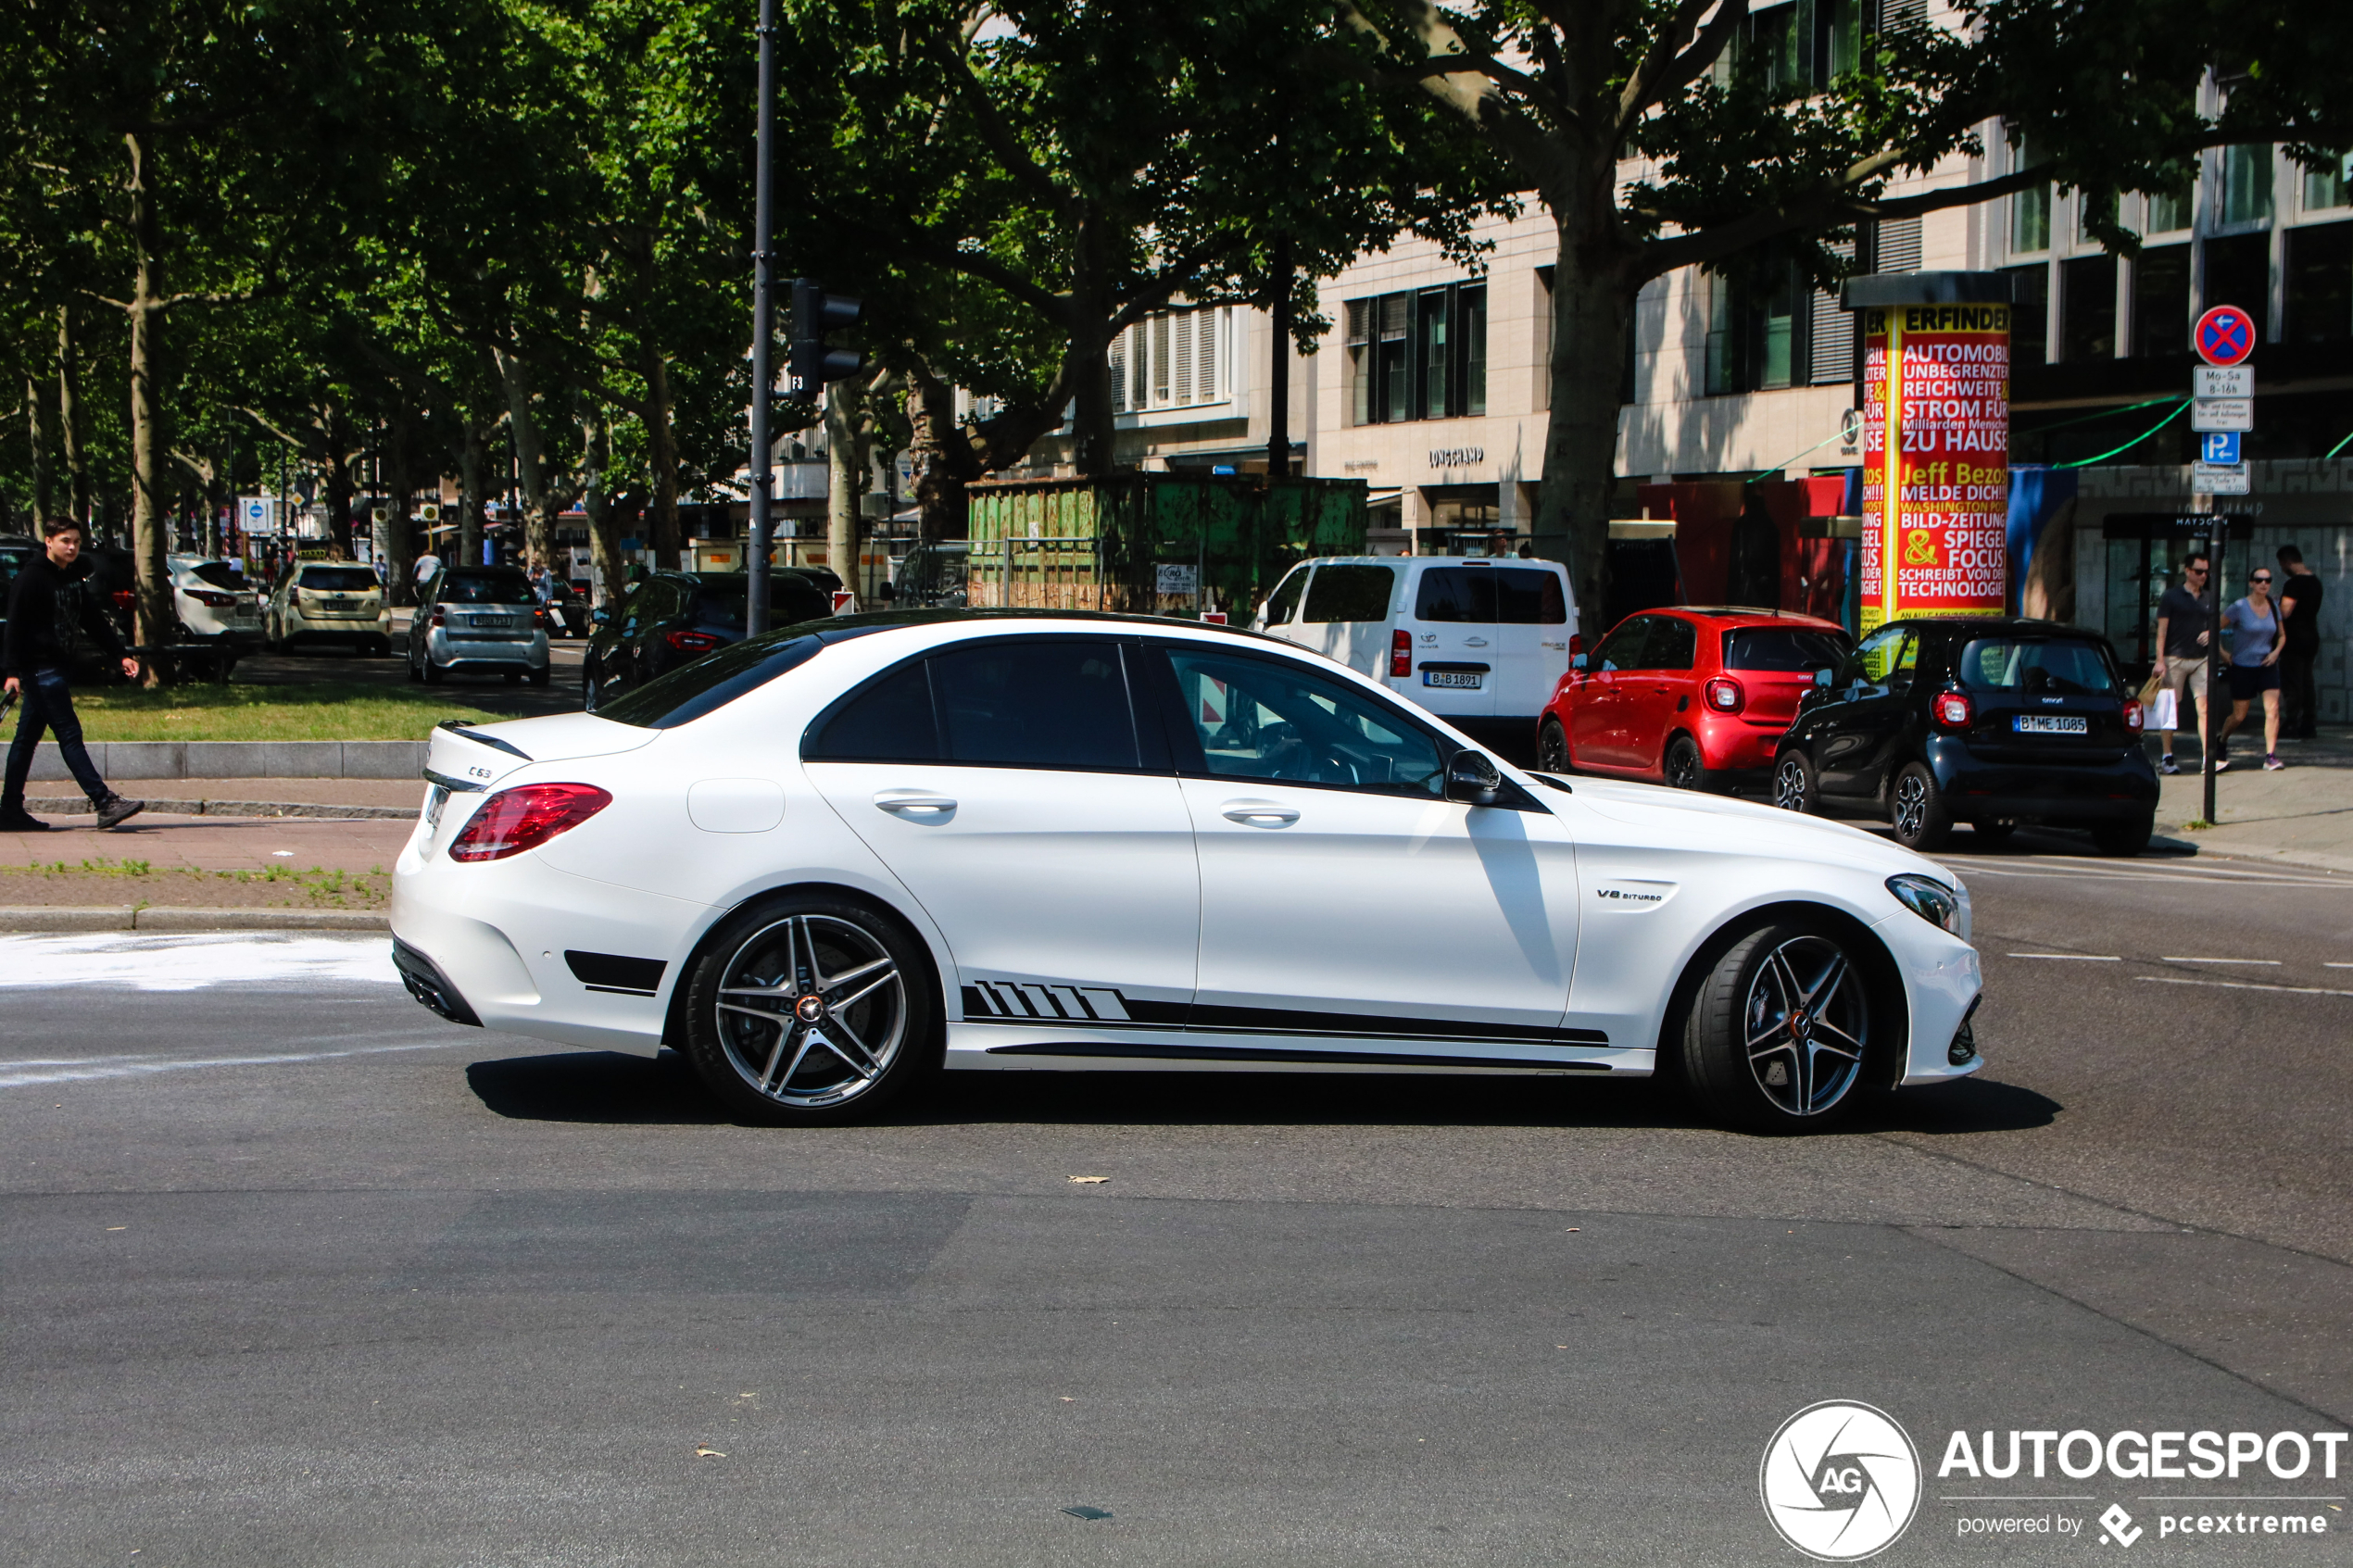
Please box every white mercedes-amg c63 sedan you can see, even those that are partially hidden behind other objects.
[391,611,1982,1133]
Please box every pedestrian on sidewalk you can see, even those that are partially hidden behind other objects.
[2154,554,2212,774]
[413,548,442,587]
[1,519,147,833]
[2217,564,2285,772]
[2276,545,2323,740]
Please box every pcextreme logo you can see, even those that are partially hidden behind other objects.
[1761,1400,1924,1562]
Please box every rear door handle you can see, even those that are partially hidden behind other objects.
[1220,799,1300,827]
[874,790,956,816]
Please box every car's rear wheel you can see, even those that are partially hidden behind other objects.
[2091,813,2153,857]
[1537,718,1571,774]
[1664,734,1705,791]
[683,896,936,1124]
[1679,920,1878,1133]
[422,656,445,684]
[1888,762,1952,851]
[1771,750,1818,814]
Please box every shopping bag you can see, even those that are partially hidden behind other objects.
[2146,685,2177,732]
[2136,670,2164,707]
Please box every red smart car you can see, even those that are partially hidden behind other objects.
[1535,608,1852,791]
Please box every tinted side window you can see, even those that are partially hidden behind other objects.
[1263,566,1310,626]
[1414,568,1495,623]
[1648,617,1697,671]
[1592,617,1655,672]
[1724,627,1850,671]
[930,640,1139,771]
[1163,647,1443,797]
[1853,626,1916,684]
[1493,569,1567,625]
[806,660,940,759]
[694,584,749,632]
[1302,563,1396,623]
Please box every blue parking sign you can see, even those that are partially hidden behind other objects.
[2200,431,2241,466]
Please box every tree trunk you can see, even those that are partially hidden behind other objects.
[324,409,355,559]
[26,371,49,527]
[824,382,861,606]
[642,342,681,570]
[582,407,624,606]
[458,418,486,567]
[1533,209,1636,631]
[382,414,418,605]
[904,367,968,544]
[1267,234,1294,481]
[124,129,170,685]
[1070,341,1115,477]
[496,347,558,571]
[57,307,91,532]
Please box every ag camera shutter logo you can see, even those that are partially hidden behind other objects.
[1761,1400,1922,1561]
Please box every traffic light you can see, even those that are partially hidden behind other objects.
[789,279,863,394]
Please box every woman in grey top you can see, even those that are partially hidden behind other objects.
[2218,567,2284,771]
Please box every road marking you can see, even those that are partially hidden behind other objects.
[1939,854,2346,888]
[2136,976,2353,998]
[2160,957,2281,965]
[2006,953,2120,960]
[0,934,397,992]
[2328,962,2353,970]
[0,1040,461,1092]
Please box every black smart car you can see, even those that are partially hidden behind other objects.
[1771,616,2158,855]
[583,570,832,710]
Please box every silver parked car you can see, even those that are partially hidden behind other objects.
[409,565,552,685]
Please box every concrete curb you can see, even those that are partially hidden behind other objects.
[24,797,419,822]
[0,907,388,933]
[22,740,427,782]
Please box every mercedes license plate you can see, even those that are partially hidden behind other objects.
[1424,671,1481,689]
[2015,714,2088,734]
[425,784,449,827]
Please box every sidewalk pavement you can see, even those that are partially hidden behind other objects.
[1,809,414,874]
[2147,727,2353,874]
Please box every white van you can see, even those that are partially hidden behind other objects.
[1254,556,1578,746]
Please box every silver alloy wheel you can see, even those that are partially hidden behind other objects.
[1772,755,1809,811]
[1743,933,1868,1117]
[712,913,907,1109]
[1892,771,1930,840]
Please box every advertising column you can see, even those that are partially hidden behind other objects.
[1845,274,2014,633]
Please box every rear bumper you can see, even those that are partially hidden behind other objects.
[422,629,550,667]
[1694,713,1793,774]
[1928,735,2158,821]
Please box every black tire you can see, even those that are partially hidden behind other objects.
[1537,717,1572,774]
[405,646,422,683]
[1664,733,1706,792]
[1771,749,1819,815]
[1970,822,2018,845]
[2091,813,2153,857]
[526,667,551,687]
[681,893,937,1124]
[505,670,525,684]
[1888,761,1952,852]
[1677,919,1879,1133]
[422,656,445,684]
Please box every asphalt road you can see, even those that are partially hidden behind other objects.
[2,847,2349,1566]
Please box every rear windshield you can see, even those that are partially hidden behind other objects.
[599,632,829,728]
[438,571,536,605]
[1957,637,2120,696]
[299,566,379,592]
[1414,566,1567,624]
[188,561,248,590]
[694,581,749,632]
[1724,627,1850,672]
[1302,564,1395,622]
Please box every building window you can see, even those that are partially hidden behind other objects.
[1112,306,1231,414]
[1704,255,1809,395]
[1715,0,1863,94]
[2304,153,2353,214]
[2133,244,2191,357]
[2003,263,2049,368]
[2202,232,2270,339]
[2060,254,2117,360]
[2218,144,2274,228]
[1345,282,1487,425]
[2285,220,2353,343]
[2144,171,2194,235]
[2010,138,2050,255]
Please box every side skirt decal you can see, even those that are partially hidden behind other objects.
[959,983,1607,1047]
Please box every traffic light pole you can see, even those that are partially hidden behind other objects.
[745,0,779,637]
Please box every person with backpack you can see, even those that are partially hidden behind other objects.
[2,519,147,832]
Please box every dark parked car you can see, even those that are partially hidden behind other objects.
[1771,616,2157,855]
[582,570,832,710]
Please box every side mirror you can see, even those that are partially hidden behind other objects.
[1444,748,1502,807]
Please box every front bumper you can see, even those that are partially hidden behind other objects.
[1871,907,1983,1086]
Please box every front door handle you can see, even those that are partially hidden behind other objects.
[1220,799,1300,827]
[874,789,956,816]
[1465,637,1491,647]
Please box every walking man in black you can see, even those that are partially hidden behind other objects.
[2,519,147,833]
[2276,545,2324,740]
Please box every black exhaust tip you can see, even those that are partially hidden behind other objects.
[391,937,483,1028]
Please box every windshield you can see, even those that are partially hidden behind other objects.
[438,572,536,605]
[1725,627,1850,672]
[298,566,379,592]
[1957,637,2120,696]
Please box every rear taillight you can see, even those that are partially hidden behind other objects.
[2122,697,2144,736]
[1932,690,1974,730]
[187,588,235,608]
[1704,676,1744,713]
[431,605,447,626]
[113,590,135,612]
[666,629,723,654]
[446,784,612,862]
[1568,633,1584,660]
[1390,629,1412,679]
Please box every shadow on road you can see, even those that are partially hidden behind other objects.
[466,1047,2061,1136]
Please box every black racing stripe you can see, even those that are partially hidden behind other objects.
[1188,1001,1606,1047]
[983,1042,1612,1072]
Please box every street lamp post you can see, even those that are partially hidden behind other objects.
[746,0,780,636]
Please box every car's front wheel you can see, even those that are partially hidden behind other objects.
[1679,920,1880,1133]
[1771,750,1819,814]
[1537,717,1571,773]
[1888,761,1952,851]
[682,895,937,1124]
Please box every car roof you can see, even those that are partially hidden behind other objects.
[781,606,1287,648]
[1651,606,1847,631]
[1885,615,2103,636]
[1289,555,1559,569]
